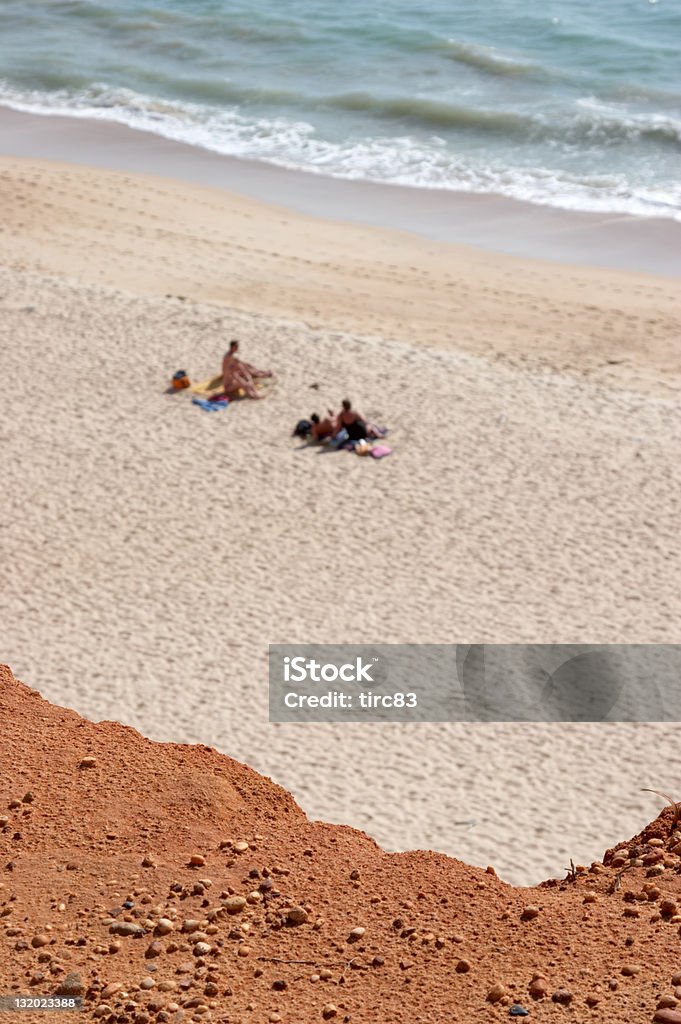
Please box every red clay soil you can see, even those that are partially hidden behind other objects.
[1,665,680,1024]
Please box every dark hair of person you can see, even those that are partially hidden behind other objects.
[341,398,351,411]
[229,339,239,351]
[310,413,320,424]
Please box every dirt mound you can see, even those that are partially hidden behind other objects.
[1,664,680,1023]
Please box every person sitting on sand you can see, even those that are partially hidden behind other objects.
[231,339,272,380]
[310,410,336,442]
[221,340,272,400]
[335,398,368,441]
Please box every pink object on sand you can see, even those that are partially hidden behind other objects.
[370,445,392,459]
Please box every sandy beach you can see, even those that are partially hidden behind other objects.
[2,124,681,887]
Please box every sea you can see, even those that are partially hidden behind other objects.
[1,0,680,220]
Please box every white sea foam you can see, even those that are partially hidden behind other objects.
[1,81,680,221]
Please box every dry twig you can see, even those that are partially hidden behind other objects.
[641,788,681,832]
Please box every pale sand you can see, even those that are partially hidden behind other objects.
[1,156,681,886]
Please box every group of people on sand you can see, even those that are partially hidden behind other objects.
[294,399,385,448]
[215,339,386,450]
[307,400,381,444]
[221,339,272,399]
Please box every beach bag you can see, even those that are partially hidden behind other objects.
[172,369,190,391]
[292,419,312,438]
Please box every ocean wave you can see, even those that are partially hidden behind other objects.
[2,74,680,151]
[1,81,679,221]
[325,92,530,134]
[574,97,681,147]
[438,39,542,78]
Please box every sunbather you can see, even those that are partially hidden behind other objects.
[335,399,368,441]
[310,410,336,442]
[221,340,271,400]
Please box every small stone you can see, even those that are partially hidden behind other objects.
[673,975,681,987]
[583,893,597,904]
[319,969,333,981]
[586,995,600,1007]
[287,906,308,926]
[621,964,642,977]
[139,978,155,991]
[94,1007,112,1019]
[111,922,145,937]
[322,1005,338,1019]
[22,792,34,804]
[269,1015,281,1023]
[233,841,249,854]
[661,900,678,917]
[194,942,211,956]
[552,989,573,1005]
[659,997,679,1010]
[142,856,156,868]
[101,983,123,999]
[237,944,251,957]
[509,1008,529,1019]
[529,977,548,999]
[223,896,247,914]
[521,905,540,921]
[78,757,97,769]
[487,984,507,1004]
[455,959,471,974]
[654,1011,681,1024]
[348,926,365,941]
[31,934,50,948]
[189,855,205,867]
[146,941,164,958]
[182,920,201,933]
[155,919,174,935]
[54,972,84,997]
[272,980,287,991]
[247,891,262,904]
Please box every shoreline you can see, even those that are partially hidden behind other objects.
[2,104,681,278]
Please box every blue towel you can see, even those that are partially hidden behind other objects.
[192,397,227,412]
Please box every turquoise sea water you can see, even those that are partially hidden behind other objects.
[1,0,680,219]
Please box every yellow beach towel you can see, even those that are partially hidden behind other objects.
[191,375,275,399]
[190,374,223,398]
